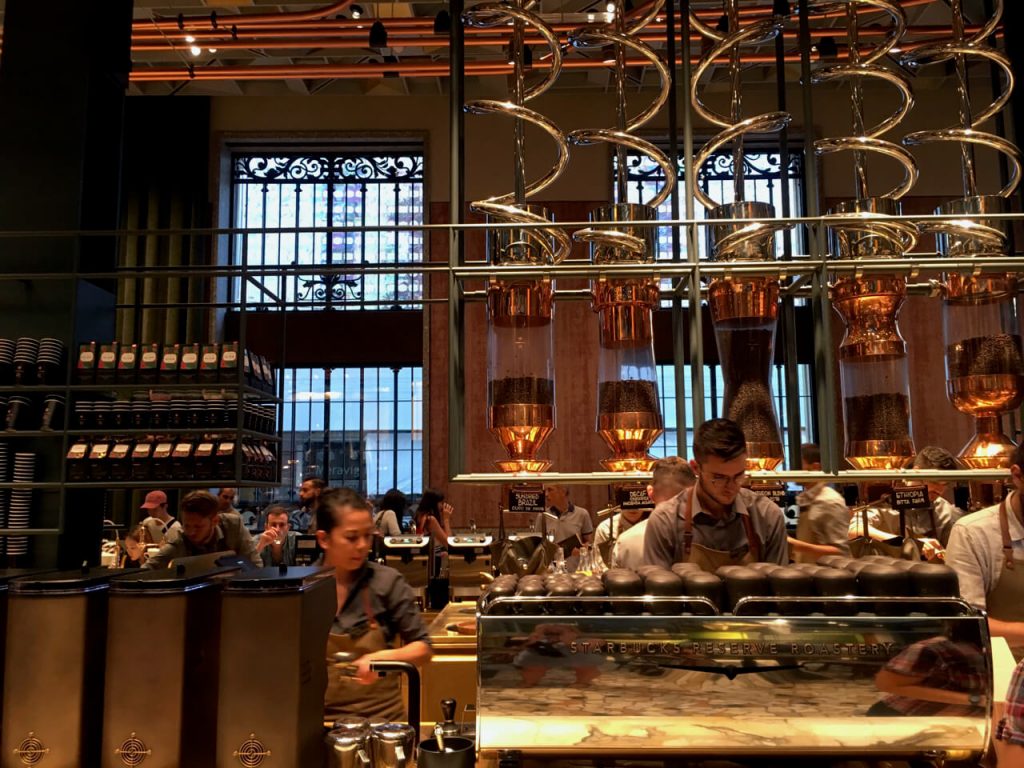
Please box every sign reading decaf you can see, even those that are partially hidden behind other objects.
[892,483,929,511]
[750,482,788,506]
[615,484,653,510]
[508,484,546,515]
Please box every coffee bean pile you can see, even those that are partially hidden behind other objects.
[844,393,911,442]
[947,333,1024,378]
[727,381,782,443]
[489,376,555,407]
[598,379,660,415]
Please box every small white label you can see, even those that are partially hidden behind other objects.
[120,353,136,365]
[100,352,116,364]
[222,351,237,363]
[202,353,218,365]
[141,352,157,364]
[182,353,198,365]
[79,351,95,364]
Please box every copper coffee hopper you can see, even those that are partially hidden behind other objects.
[487,277,556,474]
[706,202,786,472]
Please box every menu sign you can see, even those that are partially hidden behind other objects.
[508,484,546,515]
[892,483,929,512]
[615,484,653,510]
[750,481,788,506]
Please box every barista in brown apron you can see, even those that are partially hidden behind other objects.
[681,484,762,572]
[325,588,405,723]
[984,497,1024,647]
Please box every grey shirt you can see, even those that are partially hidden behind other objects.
[143,512,261,569]
[141,515,180,544]
[643,486,787,568]
[374,508,402,537]
[594,513,638,567]
[333,561,431,647]
[794,483,851,562]
[533,504,593,546]
[259,530,298,567]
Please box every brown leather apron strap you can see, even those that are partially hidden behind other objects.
[682,485,696,559]
[740,511,762,562]
[1001,496,1015,571]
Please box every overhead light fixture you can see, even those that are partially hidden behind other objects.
[185,34,195,43]
[816,35,838,60]
[351,4,364,18]
[433,8,451,35]
[605,1,615,13]
[369,20,388,48]
[208,47,218,53]
[772,0,790,15]
[587,12,596,22]
[190,45,202,56]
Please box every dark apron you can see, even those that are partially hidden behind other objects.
[682,485,761,572]
[324,588,404,723]
[986,497,1024,659]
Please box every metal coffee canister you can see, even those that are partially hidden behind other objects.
[370,723,416,768]
[326,717,372,768]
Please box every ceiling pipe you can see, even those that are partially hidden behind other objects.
[129,26,970,53]
[131,0,936,35]
[127,51,885,82]
[137,0,355,31]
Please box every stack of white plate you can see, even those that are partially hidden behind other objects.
[8,452,35,557]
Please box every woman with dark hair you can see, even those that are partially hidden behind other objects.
[414,490,454,607]
[373,488,406,537]
[316,487,432,722]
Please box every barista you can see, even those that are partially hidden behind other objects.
[946,442,1024,654]
[643,419,787,571]
[789,443,851,563]
[318,487,433,723]
[613,457,696,569]
[849,446,961,560]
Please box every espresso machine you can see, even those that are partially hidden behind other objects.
[215,566,334,768]
[101,566,239,768]
[380,535,431,604]
[445,534,493,602]
[1,567,124,768]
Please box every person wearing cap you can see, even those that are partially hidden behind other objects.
[139,490,180,544]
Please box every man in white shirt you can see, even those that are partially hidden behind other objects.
[139,490,181,543]
[946,442,1024,654]
[613,457,695,569]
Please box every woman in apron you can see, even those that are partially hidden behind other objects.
[316,487,433,723]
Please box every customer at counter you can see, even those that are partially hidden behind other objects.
[255,505,297,567]
[120,525,149,568]
[946,442,1024,654]
[373,488,406,538]
[643,419,787,570]
[613,457,696,569]
[318,487,433,722]
[534,485,593,553]
[139,490,180,543]
[142,490,262,569]
[291,477,326,534]
[789,443,851,563]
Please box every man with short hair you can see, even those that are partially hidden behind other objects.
[218,486,255,529]
[291,477,326,534]
[534,485,593,550]
[789,443,851,563]
[946,442,1024,654]
[143,490,261,569]
[139,490,180,544]
[255,504,297,566]
[613,457,696,569]
[643,419,788,570]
